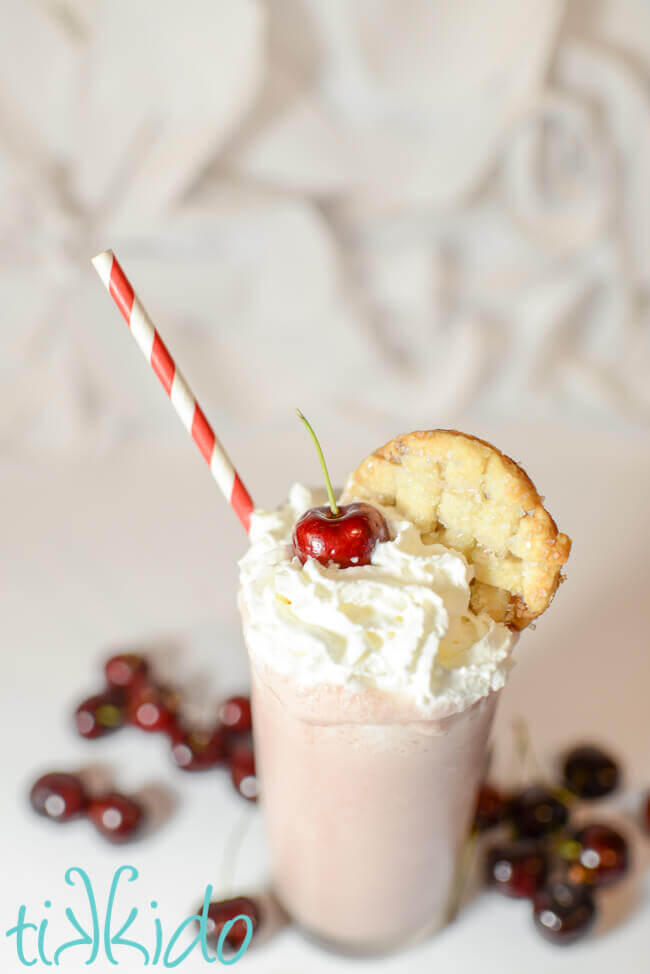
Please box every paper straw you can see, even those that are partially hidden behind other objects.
[92,250,254,533]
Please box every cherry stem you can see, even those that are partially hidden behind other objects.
[512,717,566,797]
[512,716,544,785]
[446,829,478,924]
[295,409,339,517]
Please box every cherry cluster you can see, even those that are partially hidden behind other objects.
[474,744,648,945]
[29,652,257,846]
[73,653,257,801]
[28,651,264,948]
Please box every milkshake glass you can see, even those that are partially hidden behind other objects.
[237,483,519,953]
[245,647,500,952]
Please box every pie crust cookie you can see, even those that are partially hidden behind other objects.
[341,429,571,631]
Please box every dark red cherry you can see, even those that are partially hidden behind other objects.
[170,724,227,771]
[533,880,596,945]
[30,772,88,822]
[486,840,549,899]
[643,792,650,834]
[562,745,620,800]
[88,792,144,842]
[218,696,252,734]
[203,896,261,950]
[292,503,389,568]
[127,683,178,733]
[473,783,507,832]
[75,689,126,739]
[569,824,629,888]
[105,653,150,692]
[509,786,569,838]
[229,739,259,802]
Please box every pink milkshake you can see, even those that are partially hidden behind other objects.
[238,430,570,952]
[247,657,500,950]
[238,484,515,951]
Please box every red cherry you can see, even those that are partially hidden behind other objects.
[473,783,507,832]
[30,772,88,822]
[533,880,596,945]
[508,786,569,838]
[105,653,149,692]
[486,840,549,899]
[128,683,178,733]
[75,689,126,739]
[88,792,144,842]
[218,696,252,734]
[562,745,620,800]
[292,503,389,568]
[643,792,650,834]
[292,411,389,568]
[170,724,227,771]
[204,896,261,950]
[569,824,629,888]
[229,739,259,802]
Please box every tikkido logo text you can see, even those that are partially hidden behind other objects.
[5,866,252,967]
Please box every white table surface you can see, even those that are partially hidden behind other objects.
[2,420,649,972]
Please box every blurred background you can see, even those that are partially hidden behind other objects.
[2,4,650,970]
[2,0,650,450]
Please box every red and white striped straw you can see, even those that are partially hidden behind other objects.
[92,249,254,533]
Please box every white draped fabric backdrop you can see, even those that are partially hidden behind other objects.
[2,0,650,454]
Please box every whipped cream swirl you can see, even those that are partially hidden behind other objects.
[238,484,516,715]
